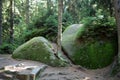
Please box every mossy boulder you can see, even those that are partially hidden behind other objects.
[12,37,66,67]
[62,24,117,69]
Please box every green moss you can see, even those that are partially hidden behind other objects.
[73,41,115,69]
[12,37,66,67]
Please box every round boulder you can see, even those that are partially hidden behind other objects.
[62,24,117,69]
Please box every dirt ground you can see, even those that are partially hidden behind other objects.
[0,54,120,80]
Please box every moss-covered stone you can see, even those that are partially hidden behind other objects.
[62,24,117,69]
[12,37,66,67]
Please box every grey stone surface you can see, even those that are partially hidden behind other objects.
[15,65,47,80]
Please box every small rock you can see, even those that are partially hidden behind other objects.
[95,76,99,79]
[74,76,79,79]
[82,77,90,80]
[58,72,68,75]
[47,73,56,77]
[117,74,120,78]
[16,63,24,67]
[74,70,77,72]
[62,77,73,80]
[41,73,48,78]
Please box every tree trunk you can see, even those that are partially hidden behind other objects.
[57,0,63,54]
[0,0,2,45]
[47,0,53,15]
[10,0,14,43]
[47,0,51,11]
[26,0,29,26]
[114,0,120,64]
[109,0,113,16]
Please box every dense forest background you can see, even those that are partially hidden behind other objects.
[0,0,117,54]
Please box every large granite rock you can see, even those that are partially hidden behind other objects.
[62,24,117,69]
[12,37,65,67]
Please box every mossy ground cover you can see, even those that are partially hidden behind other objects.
[62,24,117,69]
[73,41,116,69]
[12,37,66,67]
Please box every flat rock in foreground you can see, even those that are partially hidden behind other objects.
[2,63,47,80]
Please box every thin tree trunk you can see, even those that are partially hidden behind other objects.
[47,0,51,11]
[114,0,120,64]
[26,0,29,26]
[109,0,113,16]
[10,0,14,43]
[57,0,63,54]
[47,0,53,15]
[0,0,2,45]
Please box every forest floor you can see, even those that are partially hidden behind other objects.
[0,54,120,80]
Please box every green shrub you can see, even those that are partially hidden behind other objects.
[63,11,73,27]
[27,14,58,42]
[78,16,117,43]
[23,28,57,42]
[0,43,16,54]
[81,16,116,27]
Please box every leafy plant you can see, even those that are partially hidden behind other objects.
[0,43,16,54]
